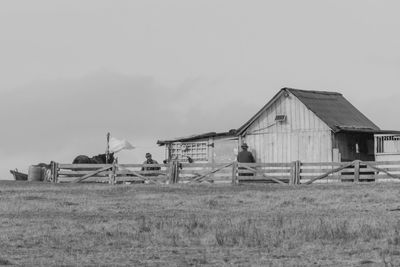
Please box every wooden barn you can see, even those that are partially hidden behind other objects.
[236,88,384,163]
[158,87,400,165]
[157,130,238,164]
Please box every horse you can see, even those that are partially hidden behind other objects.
[72,152,115,164]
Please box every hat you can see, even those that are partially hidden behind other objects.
[145,153,152,157]
[241,143,248,148]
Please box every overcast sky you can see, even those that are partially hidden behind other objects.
[1,0,400,179]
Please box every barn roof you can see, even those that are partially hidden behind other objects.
[287,88,380,133]
[237,87,380,135]
[157,130,237,146]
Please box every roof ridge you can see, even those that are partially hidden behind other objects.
[283,87,342,96]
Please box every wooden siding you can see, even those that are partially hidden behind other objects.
[243,92,332,163]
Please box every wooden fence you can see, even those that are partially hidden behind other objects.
[48,160,400,185]
[237,160,400,184]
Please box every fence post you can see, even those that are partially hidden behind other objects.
[354,160,360,182]
[290,161,295,185]
[174,161,180,183]
[55,162,59,183]
[168,160,180,184]
[110,158,117,185]
[168,160,174,184]
[231,161,237,185]
[50,161,55,183]
[295,160,301,185]
[50,161,58,183]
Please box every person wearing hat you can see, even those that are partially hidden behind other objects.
[237,143,255,176]
[141,153,160,175]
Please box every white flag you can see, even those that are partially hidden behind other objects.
[109,137,135,153]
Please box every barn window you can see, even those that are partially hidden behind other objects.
[275,115,286,122]
[169,142,208,162]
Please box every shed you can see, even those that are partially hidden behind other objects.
[157,130,238,164]
[236,87,382,163]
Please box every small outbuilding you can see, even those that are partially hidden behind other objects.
[157,130,238,164]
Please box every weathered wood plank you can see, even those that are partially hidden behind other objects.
[300,162,345,167]
[363,162,400,180]
[118,163,166,168]
[179,169,233,175]
[72,165,113,183]
[238,175,291,180]
[188,163,233,183]
[363,161,400,166]
[232,162,237,184]
[116,170,167,175]
[304,161,355,185]
[354,160,360,182]
[238,162,292,167]
[60,170,167,176]
[301,174,400,181]
[301,174,386,180]
[241,168,292,174]
[58,170,112,176]
[295,160,301,184]
[300,168,351,174]
[59,176,109,182]
[59,164,112,169]
[115,176,145,181]
[240,165,288,185]
[367,167,400,172]
[238,177,290,182]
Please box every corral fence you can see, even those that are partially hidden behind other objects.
[47,160,400,185]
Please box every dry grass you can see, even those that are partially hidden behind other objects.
[1,181,400,266]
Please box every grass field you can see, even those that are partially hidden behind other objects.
[1,181,400,266]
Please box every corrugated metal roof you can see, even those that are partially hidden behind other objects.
[157,130,237,146]
[286,88,380,133]
[237,87,380,135]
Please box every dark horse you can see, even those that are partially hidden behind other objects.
[73,153,115,164]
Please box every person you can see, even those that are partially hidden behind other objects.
[237,143,255,176]
[141,153,161,176]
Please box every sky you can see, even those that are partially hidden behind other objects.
[0,0,400,179]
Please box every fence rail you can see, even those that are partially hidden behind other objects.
[49,160,400,185]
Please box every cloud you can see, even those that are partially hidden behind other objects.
[0,70,249,178]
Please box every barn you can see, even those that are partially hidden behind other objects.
[157,130,238,164]
[236,87,385,163]
[158,87,400,165]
